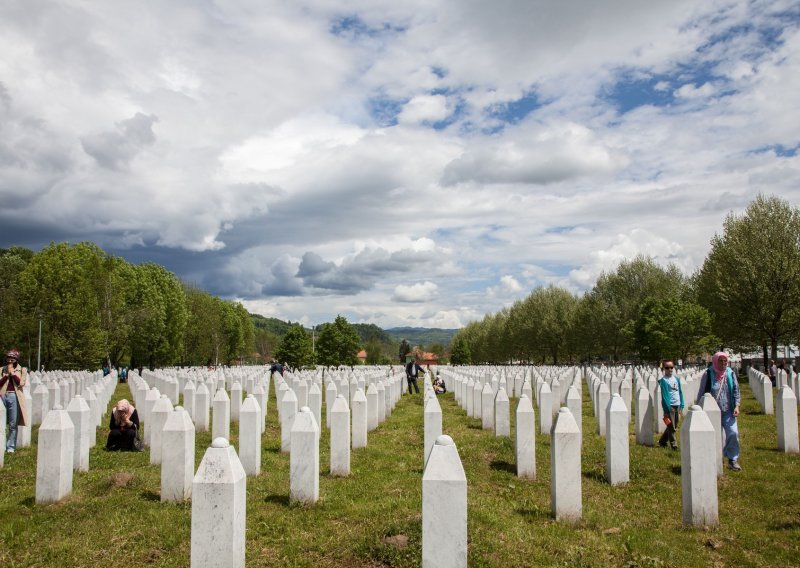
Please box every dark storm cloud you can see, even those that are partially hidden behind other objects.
[296,246,435,294]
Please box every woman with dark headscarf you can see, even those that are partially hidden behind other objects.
[696,352,742,471]
[106,399,140,451]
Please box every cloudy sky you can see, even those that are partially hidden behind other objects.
[1,1,798,329]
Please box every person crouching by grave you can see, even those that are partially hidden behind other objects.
[106,399,140,451]
[406,358,425,394]
[696,351,742,471]
[0,349,28,454]
[433,374,447,395]
[658,360,684,450]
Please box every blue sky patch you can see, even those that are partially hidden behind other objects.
[367,95,406,127]
[751,143,799,157]
[486,91,542,124]
[330,15,406,39]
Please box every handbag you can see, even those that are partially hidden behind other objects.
[132,426,145,452]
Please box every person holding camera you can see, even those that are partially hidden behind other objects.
[0,349,28,454]
[106,399,141,451]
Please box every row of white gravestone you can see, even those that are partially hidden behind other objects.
[748,367,774,415]
[189,372,407,567]
[442,368,729,531]
[30,372,117,503]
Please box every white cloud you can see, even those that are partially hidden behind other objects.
[1,0,797,329]
[398,94,452,124]
[487,275,524,298]
[392,281,439,302]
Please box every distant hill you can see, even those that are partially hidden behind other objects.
[385,327,458,348]
[351,323,394,345]
[248,314,459,348]
[250,314,295,337]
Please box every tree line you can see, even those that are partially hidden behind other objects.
[0,242,255,370]
[451,194,800,366]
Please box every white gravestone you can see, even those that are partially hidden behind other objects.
[681,406,718,527]
[698,393,724,476]
[191,438,246,568]
[635,386,654,446]
[32,384,49,426]
[551,407,581,523]
[194,383,210,432]
[481,382,495,430]
[424,395,443,467]
[239,395,262,476]
[290,407,320,505]
[325,381,337,429]
[777,386,799,453]
[596,382,610,437]
[35,407,74,504]
[330,395,351,476]
[605,394,629,485]
[66,395,91,472]
[253,383,267,434]
[422,435,467,568]
[494,388,510,437]
[280,388,298,453]
[515,395,536,479]
[351,389,368,449]
[150,395,174,465]
[539,383,553,435]
[366,383,379,432]
[566,385,582,435]
[308,382,322,433]
[161,406,195,502]
[230,381,243,423]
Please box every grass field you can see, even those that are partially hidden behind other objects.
[0,375,798,567]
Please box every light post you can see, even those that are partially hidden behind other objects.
[36,309,43,372]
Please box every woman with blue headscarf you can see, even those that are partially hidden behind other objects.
[696,352,742,471]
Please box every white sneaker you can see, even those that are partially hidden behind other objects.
[6,448,14,454]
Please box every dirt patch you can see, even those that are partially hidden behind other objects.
[109,472,135,488]
[602,527,621,535]
[381,535,409,549]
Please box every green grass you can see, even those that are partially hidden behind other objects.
[1,378,798,567]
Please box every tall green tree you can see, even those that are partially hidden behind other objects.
[583,256,685,361]
[315,315,362,367]
[449,336,472,365]
[127,263,187,369]
[633,296,717,363]
[697,194,800,362]
[16,242,107,369]
[275,324,314,369]
[0,247,34,363]
[364,337,384,365]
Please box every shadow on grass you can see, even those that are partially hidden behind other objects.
[20,496,34,507]
[490,460,516,474]
[582,469,607,483]
[514,506,551,520]
[769,519,800,530]
[264,494,290,506]
[467,423,483,430]
[671,465,681,476]
[140,490,161,502]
